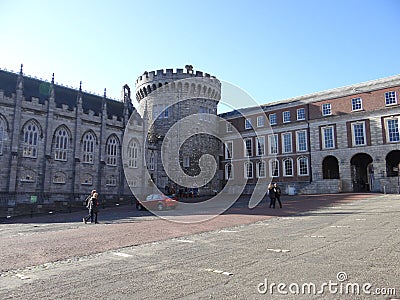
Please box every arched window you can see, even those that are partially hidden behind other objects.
[0,117,5,155]
[106,136,119,166]
[23,121,39,158]
[257,160,266,178]
[225,163,233,179]
[148,151,155,170]
[269,159,279,177]
[128,177,138,187]
[298,156,309,176]
[283,158,293,176]
[81,173,93,185]
[106,175,117,186]
[82,132,95,164]
[53,171,66,184]
[54,127,69,161]
[244,162,253,179]
[128,139,139,168]
[20,169,36,182]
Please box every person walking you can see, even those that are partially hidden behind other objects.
[83,190,99,224]
[274,182,282,208]
[268,183,276,208]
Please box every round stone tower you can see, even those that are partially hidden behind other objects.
[135,66,222,195]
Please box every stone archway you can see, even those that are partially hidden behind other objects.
[322,156,340,179]
[350,153,373,192]
[386,150,400,177]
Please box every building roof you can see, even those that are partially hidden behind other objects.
[219,73,400,118]
[0,69,131,120]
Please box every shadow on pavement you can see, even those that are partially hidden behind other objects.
[0,193,378,225]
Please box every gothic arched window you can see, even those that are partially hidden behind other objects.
[106,136,119,166]
[54,127,69,161]
[23,121,39,158]
[82,132,95,164]
[128,139,139,168]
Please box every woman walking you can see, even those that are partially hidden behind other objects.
[83,191,99,224]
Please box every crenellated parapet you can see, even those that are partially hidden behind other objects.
[135,67,221,102]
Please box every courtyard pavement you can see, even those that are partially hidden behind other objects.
[0,193,399,299]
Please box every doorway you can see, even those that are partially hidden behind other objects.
[350,153,373,192]
[386,150,400,177]
[322,156,340,179]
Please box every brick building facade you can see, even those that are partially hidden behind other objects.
[220,74,400,194]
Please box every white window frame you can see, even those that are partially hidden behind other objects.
[256,160,266,178]
[351,98,363,111]
[282,132,293,153]
[322,103,332,116]
[385,117,400,143]
[225,141,233,159]
[321,126,335,149]
[385,91,397,106]
[268,134,278,155]
[244,138,252,157]
[226,122,233,133]
[283,111,291,123]
[183,155,190,167]
[52,171,66,184]
[54,127,69,161]
[163,107,169,118]
[297,108,305,121]
[256,136,265,156]
[128,140,139,168]
[106,175,117,186]
[296,130,308,152]
[351,121,366,146]
[82,132,95,164]
[244,162,253,179]
[148,151,155,170]
[81,173,93,185]
[20,169,36,182]
[199,106,211,122]
[257,116,265,127]
[283,158,294,177]
[106,136,118,166]
[225,163,233,180]
[269,113,277,125]
[23,121,39,158]
[269,159,279,177]
[297,156,309,176]
[245,118,252,130]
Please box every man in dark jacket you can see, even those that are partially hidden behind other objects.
[274,183,282,208]
[268,183,276,208]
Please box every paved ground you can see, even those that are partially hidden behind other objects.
[0,193,399,299]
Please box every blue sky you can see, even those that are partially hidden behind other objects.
[1,0,399,111]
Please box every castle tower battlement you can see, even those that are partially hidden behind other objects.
[135,67,221,102]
